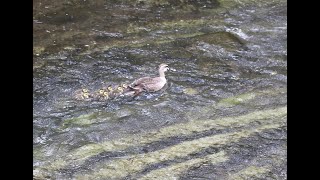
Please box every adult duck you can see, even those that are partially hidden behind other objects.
[126,63,170,96]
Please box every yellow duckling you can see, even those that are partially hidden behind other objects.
[107,86,113,92]
[102,85,115,98]
[93,89,107,101]
[82,89,89,93]
[121,84,128,89]
[74,88,91,100]
[82,92,90,99]
[101,85,113,92]
[99,89,104,95]
[118,86,124,93]
[111,86,124,97]
[82,89,91,99]
[102,91,109,100]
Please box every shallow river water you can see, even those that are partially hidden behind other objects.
[33,0,287,179]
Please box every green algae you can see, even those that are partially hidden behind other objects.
[62,113,100,127]
[194,31,246,50]
[33,0,286,56]
[139,151,227,180]
[217,87,287,107]
[219,0,286,9]
[80,31,205,55]
[229,166,269,180]
[71,144,105,161]
[218,93,256,106]
[75,123,284,179]
[37,106,286,174]
[183,87,199,95]
[62,111,115,127]
[33,46,45,56]
[33,147,46,162]
[126,18,223,34]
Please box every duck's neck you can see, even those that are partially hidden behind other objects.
[159,70,166,78]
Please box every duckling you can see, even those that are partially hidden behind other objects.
[83,92,90,99]
[74,88,92,100]
[82,89,89,93]
[100,85,113,92]
[121,83,128,89]
[93,88,109,101]
[127,63,170,96]
[121,83,136,96]
[98,91,110,101]
[102,91,109,100]
[109,86,124,97]
[107,86,114,92]
[99,89,104,94]
[118,83,129,93]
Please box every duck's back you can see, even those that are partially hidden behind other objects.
[131,77,153,86]
[131,76,166,92]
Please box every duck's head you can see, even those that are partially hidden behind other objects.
[117,86,124,92]
[122,84,128,88]
[103,91,109,98]
[99,89,104,94]
[82,89,89,93]
[83,93,90,98]
[159,63,169,72]
[107,86,113,92]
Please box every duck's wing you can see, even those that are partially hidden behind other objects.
[130,77,153,87]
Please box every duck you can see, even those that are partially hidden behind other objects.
[126,63,170,96]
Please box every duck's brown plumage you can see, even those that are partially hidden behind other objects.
[127,63,169,96]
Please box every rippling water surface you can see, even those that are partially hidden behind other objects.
[33,0,287,179]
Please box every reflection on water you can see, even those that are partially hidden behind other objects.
[33,0,286,179]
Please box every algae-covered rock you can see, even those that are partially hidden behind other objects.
[218,92,256,107]
[183,87,199,95]
[33,46,45,56]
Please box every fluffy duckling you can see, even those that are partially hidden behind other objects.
[93,88,109,101]
[107,86,114,93]
[101,91,109,100]
[110,86,125,97]
[100,85,113,93]
[74,88,92,100]
[121,83,128,89]
[93,88,103,99]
